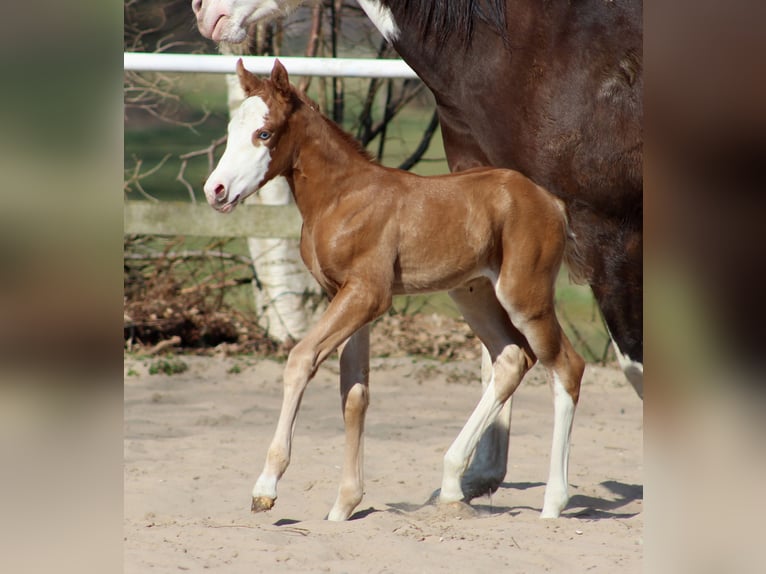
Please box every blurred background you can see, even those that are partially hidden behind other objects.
[0,0,764,572]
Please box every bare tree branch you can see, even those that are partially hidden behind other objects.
[397,110,440,171]
[124,154,172,201]
[176,135,229,202]
[298,4,324,93]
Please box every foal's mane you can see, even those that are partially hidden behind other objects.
[382,0,508,46]
[292,88,374,163]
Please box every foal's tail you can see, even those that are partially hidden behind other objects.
[554,198,591,285]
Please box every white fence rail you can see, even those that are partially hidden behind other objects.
[124,52,418,78]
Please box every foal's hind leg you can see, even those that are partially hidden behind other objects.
[539,331,583,517]
[327,324,370,521]
[495,277,585,518]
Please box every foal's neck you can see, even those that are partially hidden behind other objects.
[290,105,377,191]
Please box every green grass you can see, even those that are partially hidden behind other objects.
[125,73,229,202]
[555,272,613,363]
[125,116,229,203]
[148,358,189,376]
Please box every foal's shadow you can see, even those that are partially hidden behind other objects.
[274,507,382,525]
[490,479,642,519]
[347,506,381,520]
[274,480,642,525]
[566,480,643,519]
[406,479,642,519]
[386,486,529,517]
[386,498,518,518]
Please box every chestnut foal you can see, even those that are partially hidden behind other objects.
[204,60,587,521]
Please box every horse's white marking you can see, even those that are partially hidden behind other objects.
[252,472,278,500]
[204,95,272,208]
[440,345,525,502]
[441,374,504,502]
[462,346,513,490]
[234,0,303,30]
[612,340,644,398]
[357,0,399,42]
[204,0,302,43]
[541,372,574,518]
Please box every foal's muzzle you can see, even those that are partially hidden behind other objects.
[204,179,237,213]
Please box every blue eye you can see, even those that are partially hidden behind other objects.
[257,130,271,141]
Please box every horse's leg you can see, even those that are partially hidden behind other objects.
[327,324,371,521]
[495,276,585,519]
[540,336,583,518]
[439,342,528,503]
[579,216,643,398]
[441,280,534,502]
[471,345,514,496]
[251,286,386,514]
[528,318,583,518]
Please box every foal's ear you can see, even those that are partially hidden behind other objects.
[236,58,262,96]
[271,59,291,99]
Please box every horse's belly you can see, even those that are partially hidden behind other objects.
[393,257,488,295]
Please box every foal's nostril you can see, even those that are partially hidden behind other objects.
[192,0,202,16]
[214,184,226,200]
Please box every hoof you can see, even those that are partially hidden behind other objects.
[460,479,502,502]
[251,496,276,513]
[540,502,566,519]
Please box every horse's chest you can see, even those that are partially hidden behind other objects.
[299,227,348,295]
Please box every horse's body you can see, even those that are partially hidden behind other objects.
[192,0,643,391]
[204,60,586,520]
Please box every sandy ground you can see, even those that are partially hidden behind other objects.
[124,354,642,572]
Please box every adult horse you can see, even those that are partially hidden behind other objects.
[192,0,643,501]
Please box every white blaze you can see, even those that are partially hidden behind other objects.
[204,95,272,208]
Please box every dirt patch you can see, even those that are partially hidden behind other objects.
[125,355,642,572]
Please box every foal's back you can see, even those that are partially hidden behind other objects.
[359,166,567,295]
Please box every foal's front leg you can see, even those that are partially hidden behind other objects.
[251,286,384,515]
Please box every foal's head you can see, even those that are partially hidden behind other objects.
[204,59,298,212]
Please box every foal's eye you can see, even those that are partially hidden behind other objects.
[255,130,271,142]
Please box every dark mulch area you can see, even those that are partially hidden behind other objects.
[124,259,480,361]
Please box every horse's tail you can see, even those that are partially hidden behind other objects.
[554,198,591,285]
